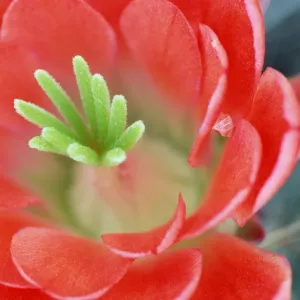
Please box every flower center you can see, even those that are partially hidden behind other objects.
[69,134,205,237]
[13,55,215,239]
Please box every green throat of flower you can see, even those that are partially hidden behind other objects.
[14,55,145,167]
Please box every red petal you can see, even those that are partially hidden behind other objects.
[0,128,60,196]
[0,177,38,209]
[0,43,48,133]
[236,216,265,243]
[189,24,228,167]
[0,211,43,288]
[2,0,116,86]
[86,0,131,30]
[0,0,11,26]
[260,0,271,13]
[0,129,27,174]
[11,228,132,299]
[290,74,300,101]
[102,249,202,300]
[171,0,265,118]
[235,68,300,225]
[102,195,186,258]
[291,75,300,160]
[192,233,291,300]
[181,119,262,239]
[0,284,52,300]
[120,0,201,108]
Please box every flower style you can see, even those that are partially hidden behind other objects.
[0,0,298,299]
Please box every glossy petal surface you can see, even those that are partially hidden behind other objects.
[189,24,228,167]
[120,0,201,108]
[171,0,265,118]
[102,195,186,258]
[102,249,202,300]
[11,228,132,299]
[181,119,262,239]
[192,233,291,300]
[0,211,43,288]
[2,0,116,86]
[235,68,300,225]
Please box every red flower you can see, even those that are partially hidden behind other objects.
[0,0,298,299]
[291,75,300,102]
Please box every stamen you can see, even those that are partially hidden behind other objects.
[14,56,145,167]
[213,112,234,137]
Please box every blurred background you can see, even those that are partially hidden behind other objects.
[262,0,300,298]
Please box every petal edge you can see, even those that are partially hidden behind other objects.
[102,195,186,258]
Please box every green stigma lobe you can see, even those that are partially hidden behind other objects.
[14,100,77,139]
[73,56,97,138]
[99,148,126,167]
[42,127,77,154]
[35,70,89,144]
[116,120,145,151]
[29,136,62,154]
[105,95,127,149]
[67,143,99,165]
[14,56,145,167]
[91,74,110,144]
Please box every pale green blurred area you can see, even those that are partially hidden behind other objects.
[263,1,300,298]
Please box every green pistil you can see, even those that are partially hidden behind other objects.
[15,56,145,167]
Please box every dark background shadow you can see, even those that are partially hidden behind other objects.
[262,1,300,298]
